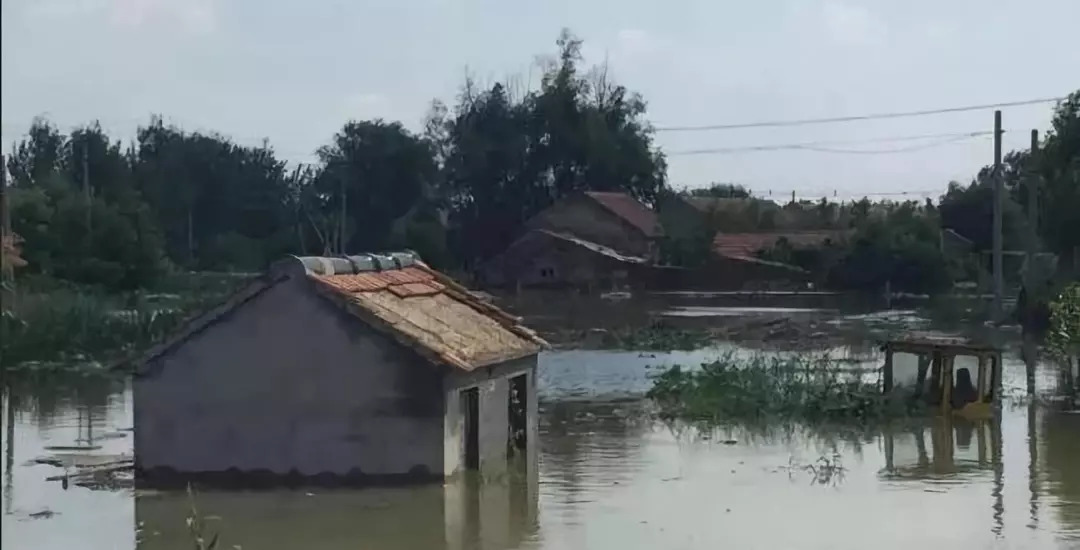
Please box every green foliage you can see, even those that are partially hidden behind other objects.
[688,183,750,198]
[938,179,1028,252]
[1047,282,1080,358]
[827,201,954,294]
[437,29,667,264]
[647,354,911,423]
[314,120,438,254]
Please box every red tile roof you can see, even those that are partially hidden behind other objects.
[713,231,848,260]
[584,191,662,238]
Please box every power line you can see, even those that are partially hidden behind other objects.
[654,96,1064,132]
[668,130,993,156]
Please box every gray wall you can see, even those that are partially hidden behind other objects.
[442,356,538,478]
[134,277,446,478]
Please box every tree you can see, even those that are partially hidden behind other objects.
[7,120,166,289]
[828,201,953,294]
[314,120,439,255]
[938,178,1027,252]
[133,118,296,271]
[688,183,750,199]
[438,29,668,265]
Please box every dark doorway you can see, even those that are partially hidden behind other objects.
[508,374,528,458]
[462,387,480,470]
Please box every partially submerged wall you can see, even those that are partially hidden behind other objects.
[442,356,538,478]
[134,276,445,483]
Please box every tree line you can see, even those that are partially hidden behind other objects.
[4,31,664,290]
[4,28,1077,293]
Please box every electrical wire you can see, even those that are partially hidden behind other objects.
[667,130,993,156]
[653,96,1064,132]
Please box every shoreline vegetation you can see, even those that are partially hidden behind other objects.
[645,354,911,424]
[1,273,246,375]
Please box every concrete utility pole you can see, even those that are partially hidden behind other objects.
[338,175,347,255]
[992,110,1004,323]
[83,144,91,235]
[1026,129,1039,284]
[0,153,9,286]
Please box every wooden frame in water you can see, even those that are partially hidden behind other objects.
[881,333,1002,420]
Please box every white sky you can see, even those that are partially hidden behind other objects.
[2,0,1078,202]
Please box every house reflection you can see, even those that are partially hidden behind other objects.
[135,466,538,550]
[880,415,1002,479]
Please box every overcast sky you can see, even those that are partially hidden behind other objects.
[2,0,1078,201]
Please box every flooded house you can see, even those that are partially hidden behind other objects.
[525,191,663,260]
[479,191,667,291]
[131,252,547,486]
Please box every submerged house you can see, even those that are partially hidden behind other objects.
[478,229,653,291]
[480,191,666,291]
[132,253,547,486]
[526,191,663,260]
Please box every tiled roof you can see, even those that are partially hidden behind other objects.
[713,231,848,260]
[584,191,663,238]
[310,257,546,371]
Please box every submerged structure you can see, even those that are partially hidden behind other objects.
[881,332,1003,420]
[131,253,547,486]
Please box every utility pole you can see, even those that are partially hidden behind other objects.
[83,144,91,235]
[0,153,9,285]
[1024,129,1040,395]
[992,110,1004,323]
[338,175,347,255]
[1026,130,1039,282]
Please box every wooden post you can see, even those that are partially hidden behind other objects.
[992,110,1004,323]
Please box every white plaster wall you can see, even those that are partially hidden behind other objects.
[134,278,445,477]
[442,357,538,478]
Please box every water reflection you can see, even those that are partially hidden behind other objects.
[135,471,539,550]
[2,349,1079,549]
[881,416,1002,480]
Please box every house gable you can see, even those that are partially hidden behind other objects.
[135,274,446,477]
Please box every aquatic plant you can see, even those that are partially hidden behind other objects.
[186,485,222,550]
[1047,282,1080,392]
[646,353,912,423]
[598,321,714,351]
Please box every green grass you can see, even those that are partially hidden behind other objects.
[647,353,915,424]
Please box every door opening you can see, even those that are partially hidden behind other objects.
[508,374,528,458]
[462,387,480,470]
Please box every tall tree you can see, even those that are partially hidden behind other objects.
[314,120,438,255]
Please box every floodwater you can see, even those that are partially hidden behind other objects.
[3,319,1079,549]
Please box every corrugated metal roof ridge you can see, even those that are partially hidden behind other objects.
[535,229,648,264]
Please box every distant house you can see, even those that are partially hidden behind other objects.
[478,229,655,291]
[526,191,663,260]
[712,231,849,262]
[658,195,781,238]
[132,252,547,486]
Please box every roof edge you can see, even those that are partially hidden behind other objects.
[118,272,287,375]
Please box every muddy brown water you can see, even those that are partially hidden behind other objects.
[2,322,1079,548]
